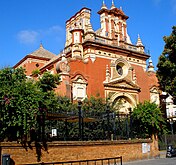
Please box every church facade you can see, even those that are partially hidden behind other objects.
[14,2,160,114]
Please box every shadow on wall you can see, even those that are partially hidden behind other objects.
[21,140,48,162]
[10,158,15,165]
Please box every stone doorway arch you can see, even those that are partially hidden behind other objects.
[110,93,137,114]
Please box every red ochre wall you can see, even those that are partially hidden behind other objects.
[132,65,151,103]
[69,58,153,102]
[70,57,111,98]
[0,139,159,165]
[18,60,47,76]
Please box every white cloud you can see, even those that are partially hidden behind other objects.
[17,25,65,45]
[48,25,64,33]
[17,30,39,44]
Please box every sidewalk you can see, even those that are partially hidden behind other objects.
[123,150,167,165]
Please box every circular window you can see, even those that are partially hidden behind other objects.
[116,65,123,76]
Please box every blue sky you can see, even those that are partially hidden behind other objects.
[0,0,175,69]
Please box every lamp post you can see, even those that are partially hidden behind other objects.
[78,100,83,141]
[169,118,174,135]
[106,103,110,140]
[126,112,129,139]
[128,108,132,139]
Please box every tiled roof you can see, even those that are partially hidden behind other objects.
[30,44,56,59]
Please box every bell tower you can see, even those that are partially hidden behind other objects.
[97,0,129,46]
[98,1,109,37]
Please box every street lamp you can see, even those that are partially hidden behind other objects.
[169,118,174,135]
[106,103,110,140]
[78,100,83,140]
[128,108,132,139]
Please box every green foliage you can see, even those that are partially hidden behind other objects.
[32,69,40,76]
[37,71,60,92]
[132,101,166,138]
[82,96,106,115]
[0,67,60,142]
[44,96,109,140]
[157,26,176,103]
[0,67,39,140]
[81,96,107,140]
[1,67,167,142]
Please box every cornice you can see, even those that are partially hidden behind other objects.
[13,55,50,68]
[82,40,150,60]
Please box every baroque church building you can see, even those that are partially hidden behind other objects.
[14,1,159,114]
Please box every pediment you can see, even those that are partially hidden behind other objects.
[71,74,88,84]
[104,78,140,91]
[150,85,159,94]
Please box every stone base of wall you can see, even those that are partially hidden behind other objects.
[0,138,159,165]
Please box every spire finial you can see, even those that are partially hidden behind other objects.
[40,42,43,48]
[102,0,107,9]
[148,57,155,73]
[136,34,143,46]
[111,0,116,9]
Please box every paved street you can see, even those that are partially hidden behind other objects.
[123,157,176,165]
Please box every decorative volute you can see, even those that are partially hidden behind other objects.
[86,22,94,32]
[56,52,70,74]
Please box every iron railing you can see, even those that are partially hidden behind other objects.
[26,156,123,165]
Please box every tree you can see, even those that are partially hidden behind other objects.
[0,67,60,142]
[157,26,176,103]
[37,71,60,92]
[81,96,107,140]
[132,101,166,138]
[0,67,40,141]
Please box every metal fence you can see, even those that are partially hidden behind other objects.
[159,134,176,150]
[25,156,123,165]
[45,111,132,141]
